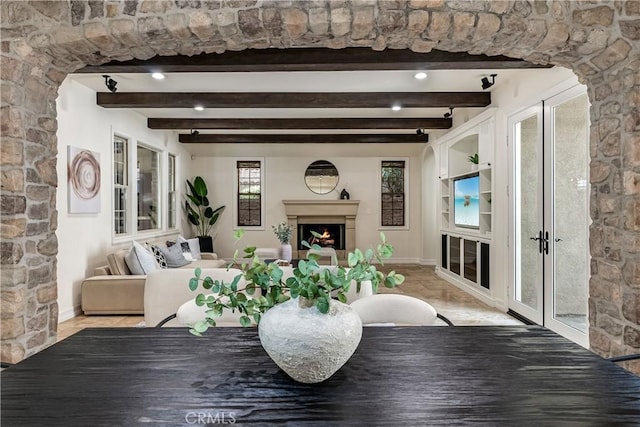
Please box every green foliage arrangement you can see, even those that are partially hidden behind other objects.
[187,231,405,336]
[467,153,479,164]
[184,176,225,237]
[272,222,293,244]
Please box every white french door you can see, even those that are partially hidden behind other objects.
[509,85,590,347]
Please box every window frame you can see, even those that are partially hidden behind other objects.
[233,157,265,230]
[167,153,177,230]
[379,157,409,230]
[112,134,129,237]
[136,143,161,233]
[112,130,174,244]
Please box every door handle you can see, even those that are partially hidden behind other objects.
[528,231,544,253]
[543,231,549,255]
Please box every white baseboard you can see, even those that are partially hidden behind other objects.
[419,258,436,266]
[386,257,421,264]
[58,305,82,323]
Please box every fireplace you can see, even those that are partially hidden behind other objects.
[282,200,360,260]
[298,224,345,250]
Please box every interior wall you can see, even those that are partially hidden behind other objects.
[55,79,190,321]
[190,153,423,262]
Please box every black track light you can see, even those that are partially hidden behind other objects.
[481,73,498,90]
[190,129,200,136]
[102,75,118,93]
[443,107,454,119]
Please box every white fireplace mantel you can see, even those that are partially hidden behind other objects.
[282,200,360,259]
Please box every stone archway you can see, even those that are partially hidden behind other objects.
[1,1,639,369]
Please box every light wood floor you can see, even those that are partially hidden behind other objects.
[57,264,522,342]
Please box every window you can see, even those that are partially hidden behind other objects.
[237,160,262,227]
[167,154,176,229]
[381,160,405,227]
[136,146,160,231]
[113,135,128,235]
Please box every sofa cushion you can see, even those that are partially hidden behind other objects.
[159,244,190,268]
[106,249,131,275]
[125,241,158,275]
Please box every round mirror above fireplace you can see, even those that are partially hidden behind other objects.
[304,160,339,195]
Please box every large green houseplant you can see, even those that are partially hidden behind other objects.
[184,176,225,253]
[188,231,405,383]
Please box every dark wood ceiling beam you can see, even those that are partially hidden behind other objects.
[79,48,551,73]
[98,92,490,108]
[149,117,451,130]
[178,134,429,144]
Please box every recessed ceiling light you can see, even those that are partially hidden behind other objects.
[391,105,402,111]
[194,105,204,111]
[151,72,165,80]
[414,72,427,80]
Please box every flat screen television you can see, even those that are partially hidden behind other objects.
[454,174,480,229]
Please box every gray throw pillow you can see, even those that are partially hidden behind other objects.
[159,244,190,268]
[177,236,201,260]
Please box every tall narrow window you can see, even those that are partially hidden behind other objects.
[113,135,128,235]
[137,146,159,231]
[237,160,261,226]
[167,154,176,229]
[381,160,405,227]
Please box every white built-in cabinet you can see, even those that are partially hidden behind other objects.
[434,109,495,298]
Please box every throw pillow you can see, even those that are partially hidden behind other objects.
[177,236,201,260]
[150,245,169,269]
[124,241,158,275]
[180,242,194,261]
[159,244,190,268]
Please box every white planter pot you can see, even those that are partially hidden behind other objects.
[280,243,292,262]
[258,297,363,383]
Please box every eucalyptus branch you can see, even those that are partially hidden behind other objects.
[188,231,405,336]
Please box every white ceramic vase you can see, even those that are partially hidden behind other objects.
[258,297,363,383]
[280,243,292,262]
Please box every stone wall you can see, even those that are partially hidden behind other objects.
[1,1,638,372]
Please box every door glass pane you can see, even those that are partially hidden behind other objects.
[516,115,540,310]
[552,94,589,333]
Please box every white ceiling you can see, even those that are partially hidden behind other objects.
[69,68,538,124]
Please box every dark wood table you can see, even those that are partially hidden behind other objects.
[2,326,640,426]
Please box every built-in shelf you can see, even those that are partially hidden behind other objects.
[434,109,495,299]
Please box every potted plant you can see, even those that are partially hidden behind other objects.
[184,176,225,253]
[272,222,293,262]
[188,231,404,383]
[467,153,479,170]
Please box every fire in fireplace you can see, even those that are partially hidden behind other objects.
[297,224,345,250]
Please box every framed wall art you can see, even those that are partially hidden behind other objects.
[67,145,101,214]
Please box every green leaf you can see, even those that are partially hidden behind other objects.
[239,316,251,327]
[189,329,201,337]
[192,176,208,198]
[316,297,329,314]
[193,320,208,333]
[234,229,245,240]
[202,276,213,289]
[337,292,347,304]
[195,294,206,306]
[194,267,202,279]
[347,252,358,267]
[253,313,261,324]
[189,277,199,291]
